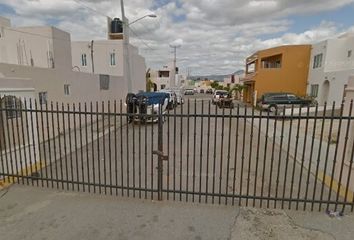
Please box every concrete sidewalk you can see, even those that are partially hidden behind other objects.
[1,185,354,240]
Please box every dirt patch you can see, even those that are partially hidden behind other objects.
[231,208,335,240]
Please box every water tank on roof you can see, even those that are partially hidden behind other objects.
[111,18,123,34]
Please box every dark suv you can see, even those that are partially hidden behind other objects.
[257,93,313,112]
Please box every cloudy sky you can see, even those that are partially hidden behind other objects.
[1,0,354,75]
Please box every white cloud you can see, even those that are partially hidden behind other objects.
[1,0,354,75]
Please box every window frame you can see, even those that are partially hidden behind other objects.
[310,84,319,98]
[81,53,87,67]
[64,84,70,96]
[39,92,48,105]
[110,52,116,66]
[3,96,22,119]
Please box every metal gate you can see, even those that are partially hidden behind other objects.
[0,98,354,212]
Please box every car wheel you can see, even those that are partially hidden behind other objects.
[269,105,277,112]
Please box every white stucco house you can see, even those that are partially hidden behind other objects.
[307,33,354,105]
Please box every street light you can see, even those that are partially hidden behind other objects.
[129,14,157,26]
[121,0,157,93]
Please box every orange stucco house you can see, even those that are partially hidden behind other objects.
[241,45,311,104]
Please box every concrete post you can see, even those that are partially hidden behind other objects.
[335,76,354,201]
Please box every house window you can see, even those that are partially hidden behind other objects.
[310,84,319,98]
[99,74,110,90]
[348,50,352,58]
[161,84,166,90]
[64,84,70,96]
[261,54,282,69]
[313,53,323,69]
[3,96,21,119]
[110,52,116,66]
[81,53,87,66]
[39,92,48,105]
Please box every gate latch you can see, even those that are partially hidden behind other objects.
[152,150,168,161]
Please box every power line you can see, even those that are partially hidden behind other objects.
[72,0,110,18]
[128,26,155,51]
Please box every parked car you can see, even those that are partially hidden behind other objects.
[160,90,177,109]
[212,90,229,104]
[206,89,213,94]
[184,89,195,95]
[126,92,169,123]
[166,88,185,105]
[257,93,313,112]
[200,89,205,94]
[216,93,234,109]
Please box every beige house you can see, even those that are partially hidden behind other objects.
[0,16,146,181]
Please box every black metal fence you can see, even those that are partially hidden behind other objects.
[1,98,354,212]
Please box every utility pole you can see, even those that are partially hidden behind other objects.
[170,45,180,88]
[121,0,132,93]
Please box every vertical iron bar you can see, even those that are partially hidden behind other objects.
[68,104,74,191]
[166,103,170,200]
[212,101,218,204]
[119,100,124,196]
[138,101,142,198]
[39,100,48,187]
[101,102,107,194]
[79,103,85,192]
[246,106,255,206]
[90,102,96,193]
[24,99,32,185]
[132,101,136,198]
[144,100,148,199]
[50,102,58,188]
[55,102,63,189]
[326,102,344,211]
[281,105,294,209]
[96,102,101,194]
[296,105,310,210]
[232,104,240,206]
[108,101,112,195]
[10,99,20,184]
[319,103,335,210]
[343,102,354,212]
[114,101,118,195]
[218,104,226,205]
[253,108,263,207]
[274,107,286,208]
[260,108,270,208]
[192,99,197,202]
[225,104,233,205]
[205,101,211,203]
[267,107,278,208]
[14,99,24,185]
[84,103,91,193]
[33,100,41,186]
[186,99,190,202]
[15,99,24,185]
[173,100,177,201]
[311,103,327,211]
[199,100,205,203]
[30,100,38,185]
[157,103,164,201]
[289,106,302,209]
[239,105,247,206]
[61,103,69,190]
[150,101,154,200]
[334,101,353,211]
[126,101,130,197]
[303,104,319,210]
[0,101,9,184]
[179,100,184,201]
[45,103,53,188]
[73,103,80,191]
[5,97,15,184]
